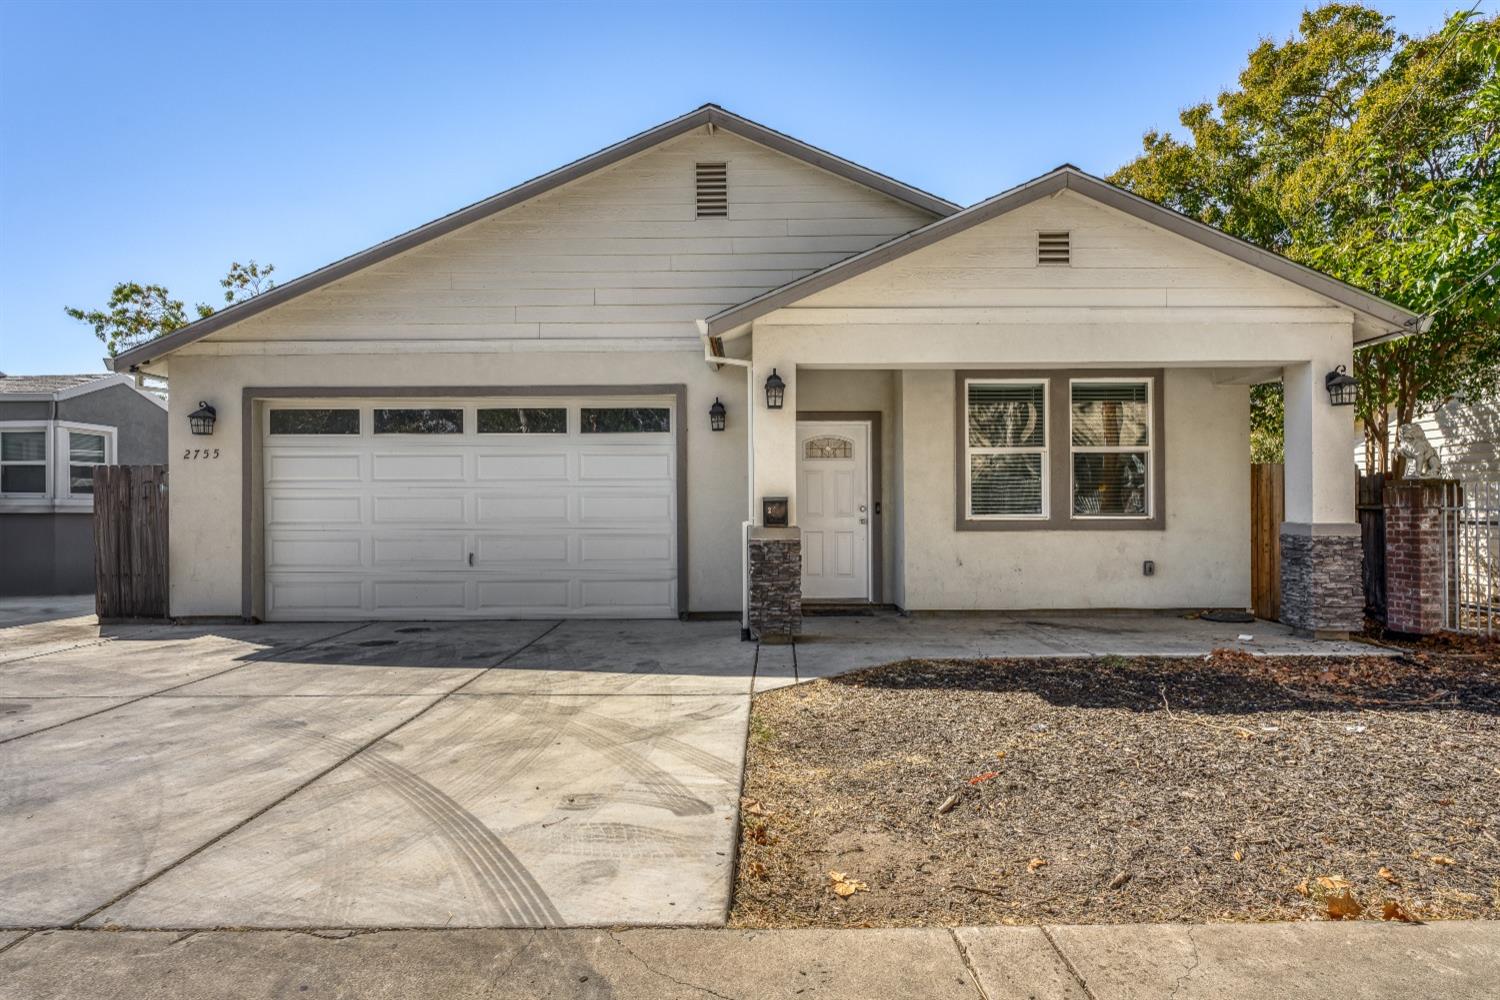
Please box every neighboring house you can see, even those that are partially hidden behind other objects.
[0,373,168,596]
[103,105,1422,637]
[1355,394,1500,484]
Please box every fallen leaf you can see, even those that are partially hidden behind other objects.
[1325,890,1363,920]
[1378,867,1400,885]
[1382,900,1419,923]
[1232,849,1244,862]
[1429,855,1456,866]
[1316,876,1351,891]
[968,771,1001,786]
[994,751,1007,760]
[1028,857,1048,872]
[1295,879,1311,898]
[1107,871,1131,890]
[828,871,868,897]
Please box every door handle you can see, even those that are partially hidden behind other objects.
[468,552,475,567]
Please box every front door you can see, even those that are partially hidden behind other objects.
[796,421,870,601]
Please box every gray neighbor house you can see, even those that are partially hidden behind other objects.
[0,373,168,596]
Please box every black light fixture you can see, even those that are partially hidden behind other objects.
[1324,365,1357,406]
[709,397,727,431]
[764,368,786,410]
[188,401,217,435]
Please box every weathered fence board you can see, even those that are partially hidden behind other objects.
[1250,463,1284,621]
[1357,473,1388,624]
[93,465,168,620]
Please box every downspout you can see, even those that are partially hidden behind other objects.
[699,321,755,640]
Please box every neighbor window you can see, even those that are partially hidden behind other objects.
[580,407,670,433]
[964,380,1047,518]
[67,432,107,496]
[373,408,463,434]
[270,409,360,435]
[1070,380,1151,518]
[477,407,567,434]
[0,430,47,494]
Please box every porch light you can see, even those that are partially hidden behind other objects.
[1324,366,1357,406]
[188,401,217,435]
[764,369,786,410]
[709,397,727,431]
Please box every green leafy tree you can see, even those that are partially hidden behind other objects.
[1111,5,1499,476]
[66,260,276,359]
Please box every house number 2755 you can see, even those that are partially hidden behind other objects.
[183,448,221,460]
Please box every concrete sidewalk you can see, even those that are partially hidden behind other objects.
[2,922,1495,999]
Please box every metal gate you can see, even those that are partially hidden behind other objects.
[1443,479,1499,636]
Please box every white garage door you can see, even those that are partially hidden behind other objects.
[262,397,678,620]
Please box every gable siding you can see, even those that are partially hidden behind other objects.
[207,128,934,345]
[786,190,1332,314]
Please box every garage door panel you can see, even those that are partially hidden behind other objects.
[477,534,571,564]
[264,396,677,620]
[372,534,468,567]
[373,495,467,524]
[477,453,569,481]
[372,453,466,482]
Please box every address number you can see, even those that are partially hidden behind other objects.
[183,448,221,460]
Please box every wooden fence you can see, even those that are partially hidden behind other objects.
[1250,463,1285,621]
[93,465,169,621]
[1357,474,1388,623]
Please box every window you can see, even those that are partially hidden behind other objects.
[1,430,47,494]
[1071,380,1150,518]
[270,409,359,435]
[374,408,463,434]
[804,436,853,460]
[580,407,670,433]
[478,407,567,434]
[67,432,107,496]
[965,380,1047,518]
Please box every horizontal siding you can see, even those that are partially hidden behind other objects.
[1355,397,1500,482]
[213,128,934,344]
[791,191,1332,314]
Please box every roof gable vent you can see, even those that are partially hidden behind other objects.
[696,162,728,218]
[1037,230,1070,265]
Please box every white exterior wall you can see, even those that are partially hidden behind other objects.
[896,368,1250,609]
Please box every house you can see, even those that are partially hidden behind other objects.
[102,105,1423,638]
[0,373,168,596]
[1355,393,1500,484]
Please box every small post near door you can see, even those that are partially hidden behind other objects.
[796,420,872,602]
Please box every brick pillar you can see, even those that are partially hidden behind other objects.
[748,527,801,643]
[1279,524,1363,638]
[1384,480,1457,635]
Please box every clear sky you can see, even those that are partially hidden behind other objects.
[0,0,1461,375]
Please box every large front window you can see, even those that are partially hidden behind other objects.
[965,380,1047,518]
[1070,380,1151,518]
[1,430,47,494]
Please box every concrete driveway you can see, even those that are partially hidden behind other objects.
[1,598,1368,933]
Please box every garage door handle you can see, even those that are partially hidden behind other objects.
[468,552,475,567]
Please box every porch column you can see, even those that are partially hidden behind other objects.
[1279,358,1362,637]
[751,356,798,525]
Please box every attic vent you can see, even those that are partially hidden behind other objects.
[696,162,728,218]
[1037,231,1070,265]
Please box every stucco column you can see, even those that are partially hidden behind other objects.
[1279,357,1362,636]
[751,354,798,525]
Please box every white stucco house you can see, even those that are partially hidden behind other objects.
[106,105,1425,637]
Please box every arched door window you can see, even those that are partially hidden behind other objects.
[804,435,854,460]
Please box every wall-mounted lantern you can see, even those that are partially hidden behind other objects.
[188,401,217,435]
[763,496,789,527]
[764,369,786,410]
[1325,365,1357,406]
[709,397,727,431]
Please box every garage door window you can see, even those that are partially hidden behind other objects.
[581,407,670,433]
[374,408,463,434]
[269,409,360,435]
[478,407,567,434]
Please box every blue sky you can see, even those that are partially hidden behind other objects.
[0,0,1460,374]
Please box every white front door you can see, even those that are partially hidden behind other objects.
[796,421,871,601]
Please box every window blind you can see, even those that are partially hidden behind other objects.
[968,382,1045,448]
[1070,382,1148,448]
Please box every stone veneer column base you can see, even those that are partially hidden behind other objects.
[748,527,802,643]
[1279,523,1363,638]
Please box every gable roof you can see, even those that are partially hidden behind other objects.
[106,105,960,373]
[704,165,1427,345]
[0,372,167,409]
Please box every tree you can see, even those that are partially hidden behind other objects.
[1111,5,1499,476]
[65,260,276,359]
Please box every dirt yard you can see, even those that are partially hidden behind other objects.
[730,642,1500,927]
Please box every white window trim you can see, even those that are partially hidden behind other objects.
[1068,377,1153,520]
[0,419,116,510]
[60,421,117,500]
[0,422,51,501]
[963,378,1050,521]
